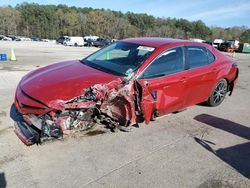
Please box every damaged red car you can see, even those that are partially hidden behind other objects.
[12,38,239,145]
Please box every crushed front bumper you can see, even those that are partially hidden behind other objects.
[12,105,40,146]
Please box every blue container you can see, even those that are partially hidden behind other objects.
[0,54,7,61]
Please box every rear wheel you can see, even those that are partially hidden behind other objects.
[206,79,228,107]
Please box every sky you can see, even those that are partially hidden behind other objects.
[1,0,250,27]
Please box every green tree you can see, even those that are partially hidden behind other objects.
[240,29,250,43]
[192,20,212,40]
[175,19,193,39]
[0,3,247,40]
[0,6,21,35]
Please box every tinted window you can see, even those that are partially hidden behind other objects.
[187,46,208,69]
[141,47,184,79]
[207,49,216,64]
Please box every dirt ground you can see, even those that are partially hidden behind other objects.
[0,41,250,188]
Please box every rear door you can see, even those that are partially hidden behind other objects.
[137,46,188,124]
[184,45,217,107]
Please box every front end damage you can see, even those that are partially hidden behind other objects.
[13,78,142,145]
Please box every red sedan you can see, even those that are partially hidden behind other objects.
[12,38,239,145]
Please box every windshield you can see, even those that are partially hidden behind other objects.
[82,42,155,77]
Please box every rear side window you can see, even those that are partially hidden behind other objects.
[141,47,185,79]
[187,46,209,69]
[207,49,216,64]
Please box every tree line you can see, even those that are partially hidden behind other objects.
[0,3,250,42]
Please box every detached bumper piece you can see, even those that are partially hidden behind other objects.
[14,120,40,146]
[12,105,40,145]
[13,103,64,145]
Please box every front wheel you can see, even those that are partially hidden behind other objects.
[206,79,228,107]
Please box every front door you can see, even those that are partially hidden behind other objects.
[137,46,188,124]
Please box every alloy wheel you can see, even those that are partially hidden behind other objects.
[212,80,227,105]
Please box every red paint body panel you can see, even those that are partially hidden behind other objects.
[138,71,188,117]
[184,64,217,106]
[20,60,119,105]
[16,86,46,109]
[122,37,186,48]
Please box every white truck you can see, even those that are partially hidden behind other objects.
[83,36,99,46]
[63,36,85,46]
[227,40,240,49]
[84,36,99,41]
[213,39,224,49]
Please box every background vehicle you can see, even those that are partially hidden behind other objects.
[84,36,99,41]
[63,36,85,46]
[19,36,31,41]
[219,41,234,52]
[31,37,42,42]
[56,36,69,44]
[93,38,112,47]
[219,40,239,52]
[14,37,22,41]
[84,38,93,47]
[6,35,17,41]
[202,41,213,46]
[12,38,238,145]
[227,40,240,51]
[84,36,99,46]
[41,39,50,42]
[0,35,12,41]
[213,39,224,49]
[0,35,5,40]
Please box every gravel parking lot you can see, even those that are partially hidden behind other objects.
[0,41,250,188]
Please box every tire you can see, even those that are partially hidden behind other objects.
[206,79,228,107]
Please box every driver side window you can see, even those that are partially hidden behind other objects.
[140,47,185,79]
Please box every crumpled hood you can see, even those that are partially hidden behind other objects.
[20,60,119,105]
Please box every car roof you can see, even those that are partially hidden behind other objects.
[121,37,189,48]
